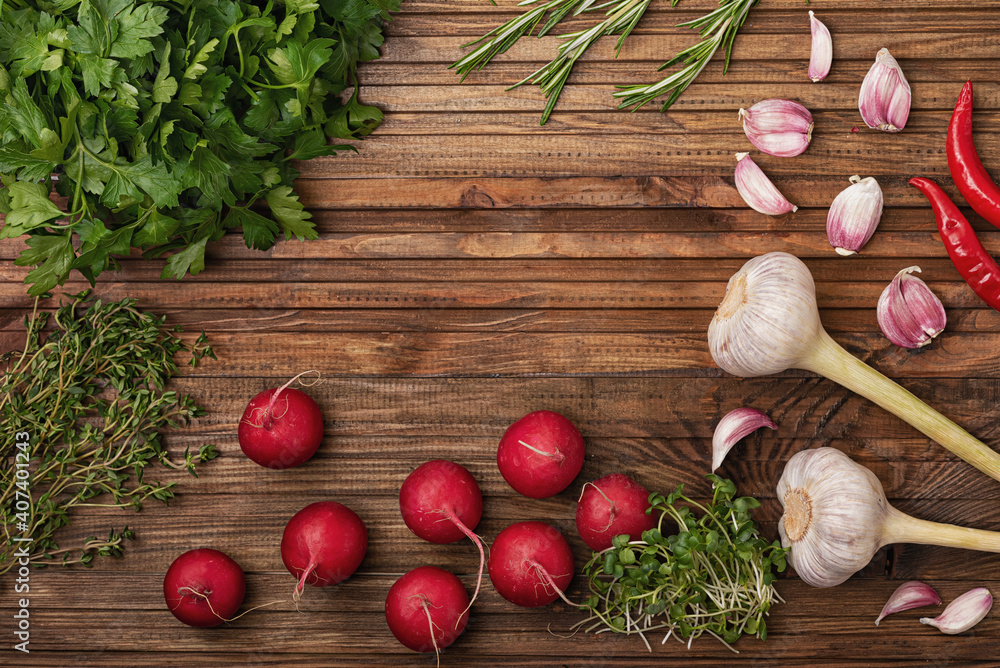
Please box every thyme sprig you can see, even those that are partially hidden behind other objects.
[1,292,217,573]
[575,475,786,652]
[452,0,757,124]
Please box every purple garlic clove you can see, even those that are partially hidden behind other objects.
[738,99,814,157]
[712,407,778,472]
[875,581,942,626]
[920,587,993,634]
[734,153,797,216]
[808,11,832,82]
[859,48,911,132]
[877,266,947,349]
[826,175,883,255]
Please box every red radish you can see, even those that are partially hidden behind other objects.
[238,371,323,469]
[399,460,486,613]
[496,410,585,499]
[385,565,470,663]
[487,521,575,608]
[163,548,246,628]
[281,501,368,603]
[576,473,657,551]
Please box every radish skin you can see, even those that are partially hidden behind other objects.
[163,548,246,628]
[488,521,576,608]
[399,460,486,614]
[576,473,657,551]
[238,372,323,469]
[385,565,470,663]
[280,501,368,603]
[497,410,585,499]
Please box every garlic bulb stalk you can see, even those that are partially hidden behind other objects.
[777,448,1000,588]
[709,252,1000,482]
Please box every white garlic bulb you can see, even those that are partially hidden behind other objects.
[777,448,1000,588]
[708,252,820,377]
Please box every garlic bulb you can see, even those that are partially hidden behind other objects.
[777,448,1000,588]
[709,252,1000,482]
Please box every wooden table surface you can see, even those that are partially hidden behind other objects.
[4,0,1000,666]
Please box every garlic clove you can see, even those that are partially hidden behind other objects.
[808,11,832,82]
[875,581,942,626]
[859,48,911,132]
[877,266,947,349]
[920,587,993,634]
[734,153,797,216]
[826,175,883,255]
[712,407,778,472]
[738,99,814,157]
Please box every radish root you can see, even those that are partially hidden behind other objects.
[579,481,616,533]
[292,562,317,610]
[176,586,285,623]
[517,439,566,465]
[449,514,485,626]
[262,370,320,429]
[411,594,442,668]
[523,559,582,608]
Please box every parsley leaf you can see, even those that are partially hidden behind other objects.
[0,0,394,292]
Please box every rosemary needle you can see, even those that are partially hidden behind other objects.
[615,0,759,112]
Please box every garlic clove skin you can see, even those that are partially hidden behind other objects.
[777,447,888,588]
[734,153,798,216]
[877,266,947,349]
[859,48,911,132]
[920,588,993,634]
[826,175,884,255]
[709,252,821,377]
[875,581,942,626]
[808,11,832,82]
[711,408,777,472]
[739,99,814,157]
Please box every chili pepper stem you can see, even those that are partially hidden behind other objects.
[799,329,1000,483]
[881,505,1000,552]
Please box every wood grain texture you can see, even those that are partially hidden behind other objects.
[4,1,1000,666]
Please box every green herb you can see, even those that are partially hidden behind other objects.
[0,0,399,296]
[0,291,218,572]
[451,0,758,125]
[575,475,786,652]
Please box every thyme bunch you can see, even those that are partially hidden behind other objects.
[576,475,786,652]
[1,292,217,572]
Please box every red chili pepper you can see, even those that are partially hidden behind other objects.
[910,176,1000,311]
[947,81,1000,228]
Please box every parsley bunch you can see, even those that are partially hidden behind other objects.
[1,291,217,572]
[0,0,397,296]
[575,475,786,652]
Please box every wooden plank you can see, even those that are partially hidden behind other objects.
[298,131,968,178]
[397,0,1000,13]
[380,34,1000,64]
[10,578,1000,658]
[385,10,1000,37]
[69,374,1000,441]
[4,307,1000,337]
[1,328,997,377]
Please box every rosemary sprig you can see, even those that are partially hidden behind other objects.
[513,0,660,124]
[452,0,758,124]
[575,475,786,652]
[615,0,758,112]
[0,292,218,572]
